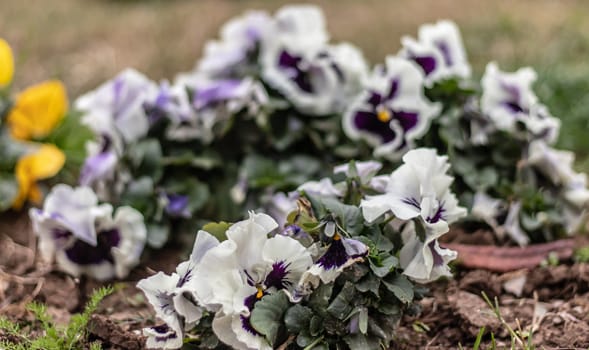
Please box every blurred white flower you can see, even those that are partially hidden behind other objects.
[400,20,471,85]
[30,184,146,280]
[481,62,560,143]
[138,230,220,349]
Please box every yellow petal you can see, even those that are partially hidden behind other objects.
[0,38,14,87]
[12,144,66,209]
[7,80,68,140]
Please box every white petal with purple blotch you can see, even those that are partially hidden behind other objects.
[481,62,560,143]
[143,323,184,350]
[399,221,456,283]
[408,20,471,81]
[361,148,465,227]
[76,68,158,144]
[343,57,441,160]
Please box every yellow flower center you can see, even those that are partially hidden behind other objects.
[377,108,392,123]
[333,233,341,241]
[256,287,264,299]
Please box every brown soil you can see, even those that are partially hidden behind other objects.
[2,212,589,349]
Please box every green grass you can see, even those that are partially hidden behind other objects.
[0,286,113,350]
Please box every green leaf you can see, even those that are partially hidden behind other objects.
[308,283,333,311]
[326,282,355,320]
[146,223,170,249]
[250,292,290,346]
[120,177,154,213]
[127,139,163,182]
[382,274,414,304]
[369,255,398,277]
[343,334,381,350]
[0,174,18,211]
[321,197,364,235]
[355,273,380,295]
[162,151,222,170]
[284,305,313,334]
[201,221,231,241]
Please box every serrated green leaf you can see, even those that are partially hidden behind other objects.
[250,292,290,346]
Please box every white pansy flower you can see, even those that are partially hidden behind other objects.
[400,20,471,85]
[194,213,312,350]
[481,62,560,143]
[361,148,466,230]
[399,221,457,283]
[30,184,146,280]
[138,231,220,349]
[343,57,441,160]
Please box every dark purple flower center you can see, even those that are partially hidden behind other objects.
[264,261,291,289]
[64,228,121,265]
[278,50,314,93]
[150,324,178,342]
[317,238,349,270]
[402,197,445,223]
[412,55,437,76]
[241,289,265,335]
[352,79,419,144]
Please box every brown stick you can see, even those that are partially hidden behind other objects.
[442,239,575,272]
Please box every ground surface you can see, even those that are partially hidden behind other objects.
[3,1,589,349]
[2,212,589,349]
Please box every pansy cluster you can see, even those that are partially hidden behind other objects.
[70,5,372,249]
[0,38,90,212]
[30,3,589,283]
[138,148,466,349]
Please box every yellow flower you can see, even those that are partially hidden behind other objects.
[0,38,14,87]
[12,144,65,210]
[7,80,68,140]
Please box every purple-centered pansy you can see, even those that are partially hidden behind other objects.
[481,62,560,143]
[290,232,368,302]
[360,149,465,282]
[138,230,220,349]
[361,148,466,230]
[76,68,158,144]
[193,212,312,350]
[262,41,368,116]
[343,57,441,160]
[198,11,273,78]
[400,20,471,85]
[30,184,146,280]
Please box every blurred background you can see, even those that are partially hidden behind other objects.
[2,0,589,165]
